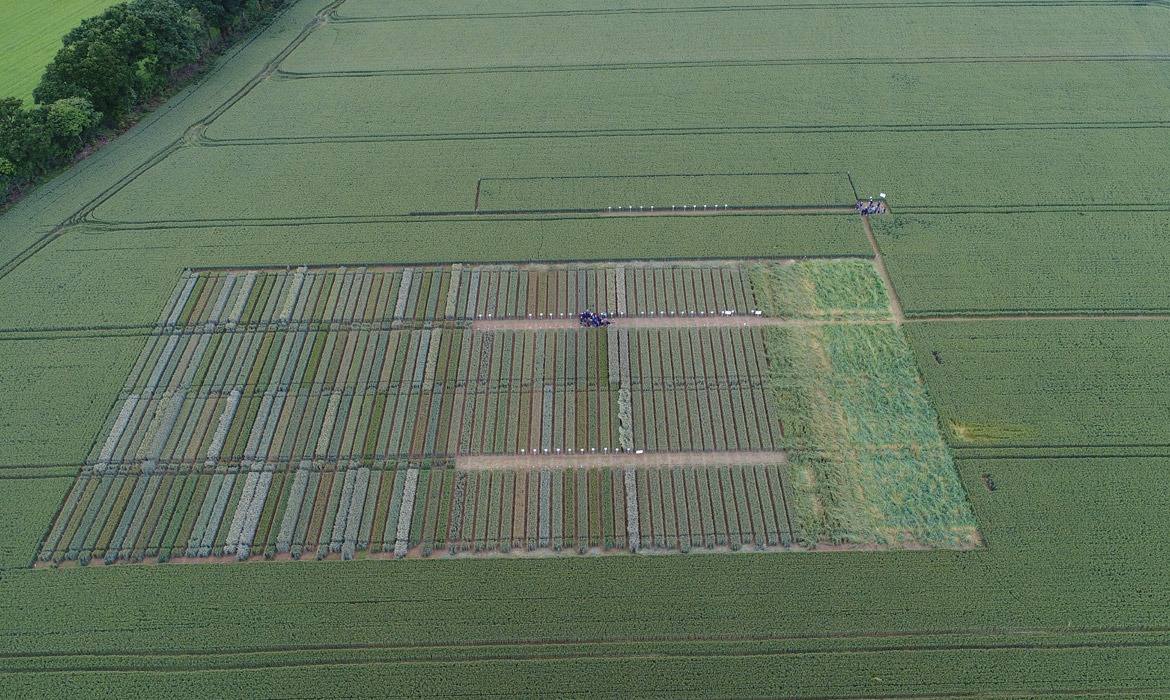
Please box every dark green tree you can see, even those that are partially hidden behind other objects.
[5,0,277,199]
[0,98,52,179]
[34,4,151,123]
[46,97,102,155]
[183,0,245,32]
[132,0,205,91]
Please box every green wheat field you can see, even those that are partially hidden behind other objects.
[1,0,1169,697]
[0,0,121,102]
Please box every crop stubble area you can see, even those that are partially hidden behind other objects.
[3,0,1170,696]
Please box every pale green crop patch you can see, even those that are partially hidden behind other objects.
[757,261,978,548]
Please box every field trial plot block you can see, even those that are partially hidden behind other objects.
[38,258,977,566]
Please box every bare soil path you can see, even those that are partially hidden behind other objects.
[473,315,890,331]
[861,213,905,322]
[456,449,788,471]
[456,206,856,217]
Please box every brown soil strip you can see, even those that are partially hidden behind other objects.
[421,206,855,218]
[9,306,1170,342]
[474,315,888,331]
[456,449,788,471]
[477,310,1170,332]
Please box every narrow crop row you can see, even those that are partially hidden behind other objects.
[158,261,762,332]
[627,327,781,452]
[38,462,796,564]
[453,262,759,319]
[88,322,778,470]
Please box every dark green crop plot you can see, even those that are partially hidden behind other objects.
[907,319,1170,453]
[0,476,74,570]
[873,212,1170,315]
[0,336,141,466]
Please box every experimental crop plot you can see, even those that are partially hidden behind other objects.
[37,259,975,564]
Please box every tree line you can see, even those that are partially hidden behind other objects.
[1,0,282,202]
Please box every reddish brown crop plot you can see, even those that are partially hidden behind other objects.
[36,258,964,565]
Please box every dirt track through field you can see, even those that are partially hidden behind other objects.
[861,213,905,322]
[456,449,788,470]
[451,205,856,217]
[6,308,1170,341]
[474,315,891,331]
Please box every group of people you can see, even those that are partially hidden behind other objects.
[579,310,612,327]
[855,197,887,215]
